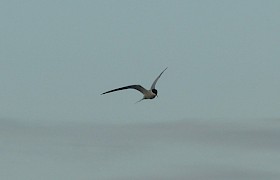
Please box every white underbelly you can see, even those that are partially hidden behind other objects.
[144,91,156,99]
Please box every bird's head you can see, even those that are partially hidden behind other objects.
[152,89,158,97]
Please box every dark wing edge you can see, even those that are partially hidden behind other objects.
[101,85,147,95]
[151,67,168,89]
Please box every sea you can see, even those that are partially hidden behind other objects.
[1,118,280,180]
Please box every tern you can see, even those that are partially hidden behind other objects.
[101,67,168,103]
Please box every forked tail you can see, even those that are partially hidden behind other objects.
[135,98,144,104]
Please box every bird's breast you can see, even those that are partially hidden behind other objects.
[144,91,156,99]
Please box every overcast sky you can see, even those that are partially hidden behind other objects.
[1,0,280,124]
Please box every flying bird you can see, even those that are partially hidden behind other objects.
[101,67,168,103]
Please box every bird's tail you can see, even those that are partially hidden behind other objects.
[135,98,144,104]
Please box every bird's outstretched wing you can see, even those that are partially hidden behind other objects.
[150,67,168,89]
[101,85,148,95]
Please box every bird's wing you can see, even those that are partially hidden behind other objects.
[101,85,148,95]
[150,67,168,89]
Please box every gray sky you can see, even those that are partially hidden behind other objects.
[1,0,280,124]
